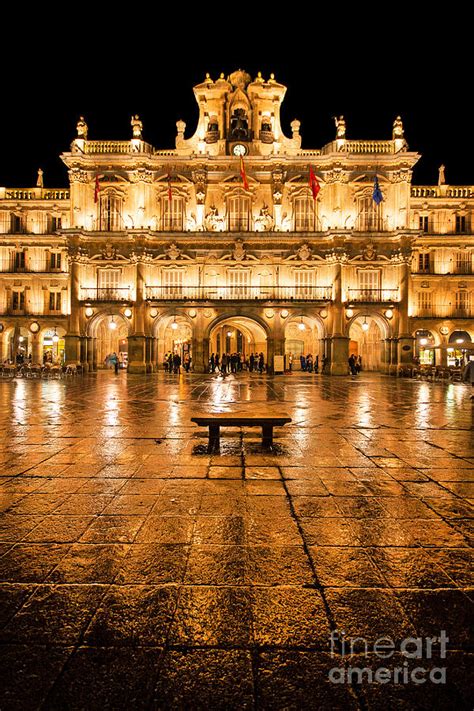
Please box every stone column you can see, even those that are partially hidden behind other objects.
[65,258,81,364]
[86,337,93,371]
[31,333,41,364]
[191,312,207,373]
[330,262,349,375]
[92,337,98,371]
[397,261,414,364]
[128,260,147,373]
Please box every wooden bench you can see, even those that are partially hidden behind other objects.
[191,412,292,452]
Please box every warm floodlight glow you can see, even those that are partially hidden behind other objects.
[109,318,117,331]
[361,317,369,332]
[419,338,428,346]
[385,309,393,319]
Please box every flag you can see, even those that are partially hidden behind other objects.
[309,165,320,200]
[240,156,249,191]
[94,175,100,203]
[167,175,173,202]
[373,175,383,205]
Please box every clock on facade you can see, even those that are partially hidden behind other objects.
[232,144,247,156]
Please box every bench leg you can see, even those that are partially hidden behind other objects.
[262,425,273,449]
[208,425,220,453]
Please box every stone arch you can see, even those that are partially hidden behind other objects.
[284,313,326,371]
[152,310,194,370]
[207,313,270,367]
[85,309,130,369]
[347,310,391,372]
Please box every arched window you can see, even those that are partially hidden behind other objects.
[162,197,184,231]
[294,196,315,232]
[98,192,123,231]
[228,196,250,231]
[357,195,383,231]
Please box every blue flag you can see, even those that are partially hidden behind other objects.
[373,175,383,205]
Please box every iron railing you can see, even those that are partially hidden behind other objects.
[145,285,333,301]
[347,288,399,303]
[81,288,131,301]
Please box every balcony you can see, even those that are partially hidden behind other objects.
[81,288,131,302]
[414,308,474,319]
[145,285,333,302]
[347,288,399,303]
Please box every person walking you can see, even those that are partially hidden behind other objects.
[462,360,474,399]
[348,354,357,375]
[210,353,215,373]
[184,352,191,372]
[258,352,264,374]
[110,352,119,374]
[173,352,181,374]
[220,353,228,377]
[288,353,293,372]
[249,353,254,372]
[300,354,306,371]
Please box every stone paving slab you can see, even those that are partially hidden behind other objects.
[0,371,473,709]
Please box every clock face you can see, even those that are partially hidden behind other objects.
[232,143,247,156]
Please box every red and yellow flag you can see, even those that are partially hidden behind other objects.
[240,156,249,191]
[309,165,320,200]
[94,175,100,203]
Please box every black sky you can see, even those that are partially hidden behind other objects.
[0,14,468,188]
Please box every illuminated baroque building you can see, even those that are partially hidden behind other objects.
[0,69,473,373]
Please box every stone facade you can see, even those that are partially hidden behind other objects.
[0,70,473,373]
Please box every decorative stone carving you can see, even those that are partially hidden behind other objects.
[205,206,225,231]
[166,243,181,260]
[297,243,312,261]
[362,242,377,261]
[392,169,413,183]
[101,242,117,260]
[131,115,143,139]
[129,169,153,183]
[458,281,468,289]
[76,116,88,139]
[69,169,88,183]
[254,205,274,232]
[324,169,350,184]
[334,115,346,139]
[392,116,404,140]
[229,69,251,89]
[233,239,246,261]
[420,281,430,288]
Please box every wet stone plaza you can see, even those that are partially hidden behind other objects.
[0,371,473,710]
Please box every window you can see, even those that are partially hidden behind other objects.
[455,251,472,274]
[50,253,62,271]
[162,270,183,298]
[419,215,429,232]
[294,270,314,298]
[48,216,62,233]
[357,270,380,298]
[227,269,250,298]
[455,215,467,233]
[417,291,432,315]
[294,196,314,232]
[10,214,25,234]
[12,291,25,312]
[98,193,123,231]
[49,292,62,312]
[455,290,470,316]
[14,252,26,271]
[418,253,430,272]
[98,269,121,298]
[162,197,184,231]
[228,196,250,231]
[357,196,383,231]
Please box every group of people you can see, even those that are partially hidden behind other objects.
[209,352,265,375]
[287,353,326,373]
[163,351,192,374]
[348,354,363,375]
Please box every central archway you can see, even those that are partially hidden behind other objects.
[87,311,129,369]
[348,313,390,371]
[209,315,268,368]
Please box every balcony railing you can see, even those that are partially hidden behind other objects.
[81,288,131,301]
[0,260,66,274]
[347,288,399,303]
[414,307,474,318]
[413,266,473,275]
[145,285,333,301]
[76,140,153,155]
[0,188,70,200]
[411,186,474,199]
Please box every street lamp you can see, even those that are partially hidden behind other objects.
[171,317,178,331]
[109,317,117,331]
[361,317,369,332]
[52,327,59,344]
[298,317,306,331]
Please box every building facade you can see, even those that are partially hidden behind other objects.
[1,69,473,373]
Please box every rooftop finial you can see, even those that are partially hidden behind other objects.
[438,164,446,186]
[131,114,143,139]
[36,168,44,188]
[76,116,88,140]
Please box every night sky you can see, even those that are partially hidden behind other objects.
[0,17,468,189]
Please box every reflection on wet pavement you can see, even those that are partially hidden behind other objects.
[0,371,473,709]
